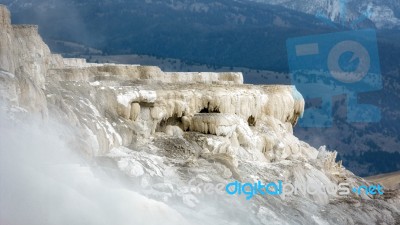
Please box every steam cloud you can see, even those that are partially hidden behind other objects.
[0,107,192,225]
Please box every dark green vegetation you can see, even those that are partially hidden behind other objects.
[7,0,335,71]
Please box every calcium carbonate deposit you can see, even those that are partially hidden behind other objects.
[0,5,399,225]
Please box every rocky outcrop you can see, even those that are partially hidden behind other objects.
[48,64,243,84]
[0,4,304,157]
[0,6,66,115]
[0,5,399,225]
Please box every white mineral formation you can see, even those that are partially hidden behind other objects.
[0,5,398,225]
